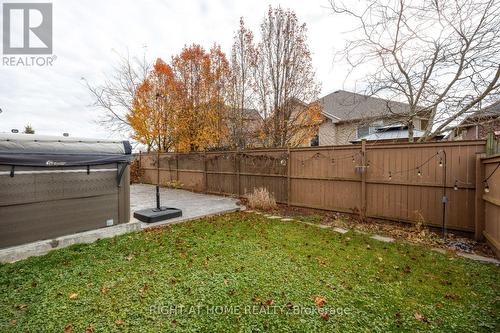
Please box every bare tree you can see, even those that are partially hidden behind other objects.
[227,18,256,149]
[83,51,151,135]
[253,7,322,147]
[330,0,500,141]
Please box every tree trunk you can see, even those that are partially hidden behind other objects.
[408,120,414,143]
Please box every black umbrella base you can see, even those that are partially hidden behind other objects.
[133,207,182,223]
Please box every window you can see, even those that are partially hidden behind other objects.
[310,135,319,146]
[357,120,384,139]
[357,126,370,139]
[420,119,428,131]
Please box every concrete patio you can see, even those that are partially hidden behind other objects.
[130,184,242,228]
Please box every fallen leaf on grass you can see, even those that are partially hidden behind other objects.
[265,299,274,305]
[313,296,326,307]
[64,324,72,333]
[100,287,108,294]
[85,325,94,333]
[171,320,177,327]
[125,255,133,261]
[223,278,229,286]
[139,284,149,298]
[69,293,78,300]
[15,304,28,310]
[115,319,124,326]
[320,312,330,321]
[203,257,209,267]
[414,311,429,323]
[444,293,459,300]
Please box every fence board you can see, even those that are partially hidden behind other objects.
[482,155,500,256]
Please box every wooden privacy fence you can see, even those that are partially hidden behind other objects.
[138,140,487,235]
[480,154,500,256]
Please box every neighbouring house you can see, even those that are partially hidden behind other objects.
[448,100,500,141]
[286,98,323,147]
[317,90,430,145]
[258,97,322,148]
[226,108,264,149]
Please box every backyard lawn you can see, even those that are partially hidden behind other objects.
[0,212,498,332]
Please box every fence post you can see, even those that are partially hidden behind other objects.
[156,151,160,186]
[486,133,494,156]
[175,154,179,182]
[474,153,486,240]
[204,151,208,193]
[361,140,367,220]
[236,150,241,197]
[287,147,291,206]
[138,151,142,182]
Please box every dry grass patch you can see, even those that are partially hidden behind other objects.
[245,187,277,210]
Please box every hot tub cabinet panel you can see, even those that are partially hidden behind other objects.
[0,134,131,249]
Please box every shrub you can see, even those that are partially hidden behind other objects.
[246,187,277,210]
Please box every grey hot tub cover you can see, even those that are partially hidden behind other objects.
[0,133,132,167]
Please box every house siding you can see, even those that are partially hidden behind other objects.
[319,121,358,145]
[318,120,337,145]
[318,116,425,145]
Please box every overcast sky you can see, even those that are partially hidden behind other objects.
[0,0,360,139]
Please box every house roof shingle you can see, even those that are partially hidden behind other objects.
[319,90,412,123]
[463,100,500,124]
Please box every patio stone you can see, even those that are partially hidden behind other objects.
[432,247,447,254]
[371,235,395,243]
[332,227,349,234]
[457,252,499,264]
[267,215,282,219]
[281,218,294,221]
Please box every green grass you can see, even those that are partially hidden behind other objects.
[0,212,498,332]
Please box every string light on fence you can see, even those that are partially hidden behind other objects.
[439,158,443,167]
[482,163,499,193]
[417,168,422,177]
[388,171,392,180]
[453,180,458,191]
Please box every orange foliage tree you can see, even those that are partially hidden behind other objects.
[128,45,231,152]
[127,59,178,152]
[172,44,230,151]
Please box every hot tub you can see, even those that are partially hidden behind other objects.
[0,134,132,248]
